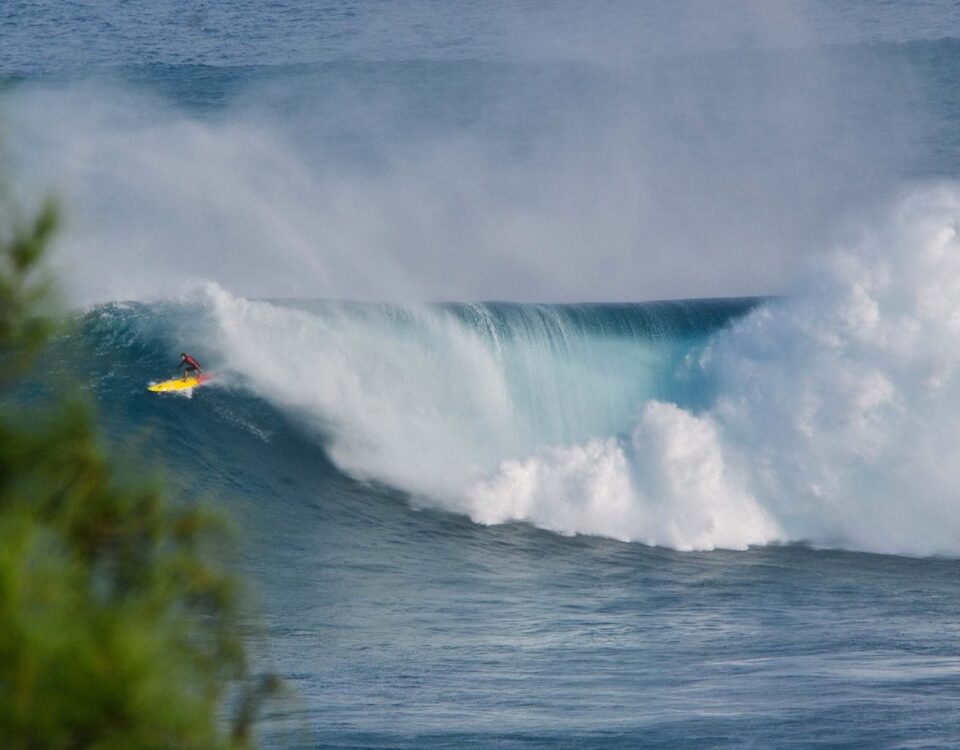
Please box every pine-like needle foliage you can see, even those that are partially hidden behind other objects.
[0,201,269,748]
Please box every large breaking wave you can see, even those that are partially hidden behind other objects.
[66,185,960,557]
[203,292,750,504]
[179,186,960,557]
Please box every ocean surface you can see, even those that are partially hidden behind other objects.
[5,2,960,747]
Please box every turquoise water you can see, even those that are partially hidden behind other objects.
[6,2,960,746]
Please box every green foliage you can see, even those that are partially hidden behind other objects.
[0,200,270,748]
[0,200,58,385]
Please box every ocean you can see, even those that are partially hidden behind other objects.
[4,1,960,747]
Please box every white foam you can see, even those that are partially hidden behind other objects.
[204,287,521,499]
[466,185,960,555]
[466,402,778,551]
[702,185,960,555]
[204,185,960,556]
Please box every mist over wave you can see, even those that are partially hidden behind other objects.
[189,186,960,556]
[1,34,925,305]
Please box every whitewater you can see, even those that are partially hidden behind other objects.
[165,184,958,557]
[5,0,960,747]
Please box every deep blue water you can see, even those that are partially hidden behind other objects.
[7,2,960,747]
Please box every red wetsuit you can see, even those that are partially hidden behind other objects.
[178,354,202,374]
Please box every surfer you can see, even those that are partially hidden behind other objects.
[177,352,203,380]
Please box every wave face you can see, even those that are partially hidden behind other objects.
[201,291,754,512]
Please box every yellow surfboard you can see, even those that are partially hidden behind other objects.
[147,373,213,393]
